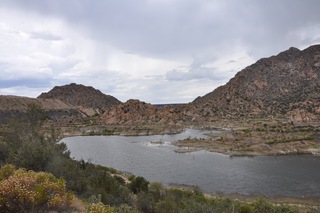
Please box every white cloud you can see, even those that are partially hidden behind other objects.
[0,8,68,82]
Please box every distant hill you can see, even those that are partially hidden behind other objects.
[0,95,72,111]
[193,45,320,121]
[38,83,121,109]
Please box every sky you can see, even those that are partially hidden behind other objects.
[0,0,320,104]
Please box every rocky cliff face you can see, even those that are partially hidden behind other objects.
[38,83,121,109]
[193,45,320,121]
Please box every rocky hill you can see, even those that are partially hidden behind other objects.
[100,99,184,124]
[193,45,320,122]
[38,83,121,109]
[100,99,192,132]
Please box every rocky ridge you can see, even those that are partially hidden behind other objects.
[192,45,320,122]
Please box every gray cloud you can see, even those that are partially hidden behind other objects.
[3,0,320,58]
[30,31,62,41]
[0,0,320,103]
[166,66,227,81]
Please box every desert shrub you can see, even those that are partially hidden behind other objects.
[240,204,253,213]
[85,202,116,213]
[116,204,141,213]
[0,165,74,212]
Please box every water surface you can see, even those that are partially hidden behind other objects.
[62,129,320,198]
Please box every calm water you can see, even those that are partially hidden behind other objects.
[61,129,320,199]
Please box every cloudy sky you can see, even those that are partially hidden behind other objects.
[0,0,319,104]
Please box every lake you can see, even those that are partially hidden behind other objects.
[61,129,320,199]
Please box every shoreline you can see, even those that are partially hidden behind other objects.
[172,121,320,157]
[173,145,320,157]
[56,124,320,157]
[167,183,320,208]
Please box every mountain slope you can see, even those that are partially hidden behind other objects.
[0,95,72,111]
[0,95,83,123]
[193,45,320,121]
[38,83,121,109]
